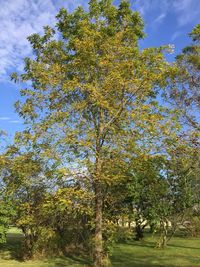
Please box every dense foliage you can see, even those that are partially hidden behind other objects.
[0,1,199,267]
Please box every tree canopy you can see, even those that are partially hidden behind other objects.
[0,1,199,267]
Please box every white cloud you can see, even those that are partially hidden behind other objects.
[133,0,200,27]
[133,0,169,17]
[0,117,22,123]
[0,117,11,120]
[0,0,87,81]
[172,0,200,26]
[132,0,150,16]
[0,0,56,80]
[0,116,23,124]
[9,120,22,123]
[173,0,193,11]
[154,13,166,24]
[171,31,182,41]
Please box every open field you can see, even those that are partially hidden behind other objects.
[0,228,199,267]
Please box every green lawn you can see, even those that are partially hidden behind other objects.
[0,228,199,267]
[0,228,88,267]
[111,237,200,267]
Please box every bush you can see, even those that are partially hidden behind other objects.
[115,226,132,242]
[184,216,200,237]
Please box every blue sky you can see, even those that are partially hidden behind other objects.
[0,0,199,141]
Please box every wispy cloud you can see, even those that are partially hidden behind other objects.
[0,116,22,123]
[0,0,87,81]
[172,0,200,26]
[133,0,169,17]
[9,120,22,124]
[154,13,166,24]
[0,117,11,120]
[171,31,182,41]
[0,0,55,80]
[133,0,200,27]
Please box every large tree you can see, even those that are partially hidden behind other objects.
[12,1,177,265]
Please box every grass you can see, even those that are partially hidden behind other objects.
[111,235,200,267]
[0,228,199,267]
[0,228,89,267]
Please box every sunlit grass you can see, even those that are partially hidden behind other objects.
[0,228,199,266]
[111,234,200,267]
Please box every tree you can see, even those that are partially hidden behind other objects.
[12,1,177,265]
[154,142,200,248]
[0,195,14,244]
[165,25,200,244]
[0,144,46,257]
[126,155,168,241]
[167,141,200,238]
[169,24,200,131]
[0,132,15,244]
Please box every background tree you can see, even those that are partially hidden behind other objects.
[169,24,200,131]
[167,141,200,239]
[0,144,46,258]
[165,25,200,242]
[0,194,14,244]
[0,132,15,244]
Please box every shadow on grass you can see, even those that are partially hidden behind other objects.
[1,230,199,267]
[43,255,91,267]
[0,232,24,261]
[66,254,91,265]
[125,239,200,250]
[111,254,200,267]
[111,238,200,267]
[168,243,200,250]
[0,231,91,266]
[119,239,155,248]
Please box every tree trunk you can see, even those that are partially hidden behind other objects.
[134,217,146,241]
[21,227,34,259]
[94,180,103,267]
[135,224,144,240]
[156,220,168,248]
[93,118,104,267]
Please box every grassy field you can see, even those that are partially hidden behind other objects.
[111,237,200,267]
[0,228,199,267]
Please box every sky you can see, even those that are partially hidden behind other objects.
[0,0,199,141]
